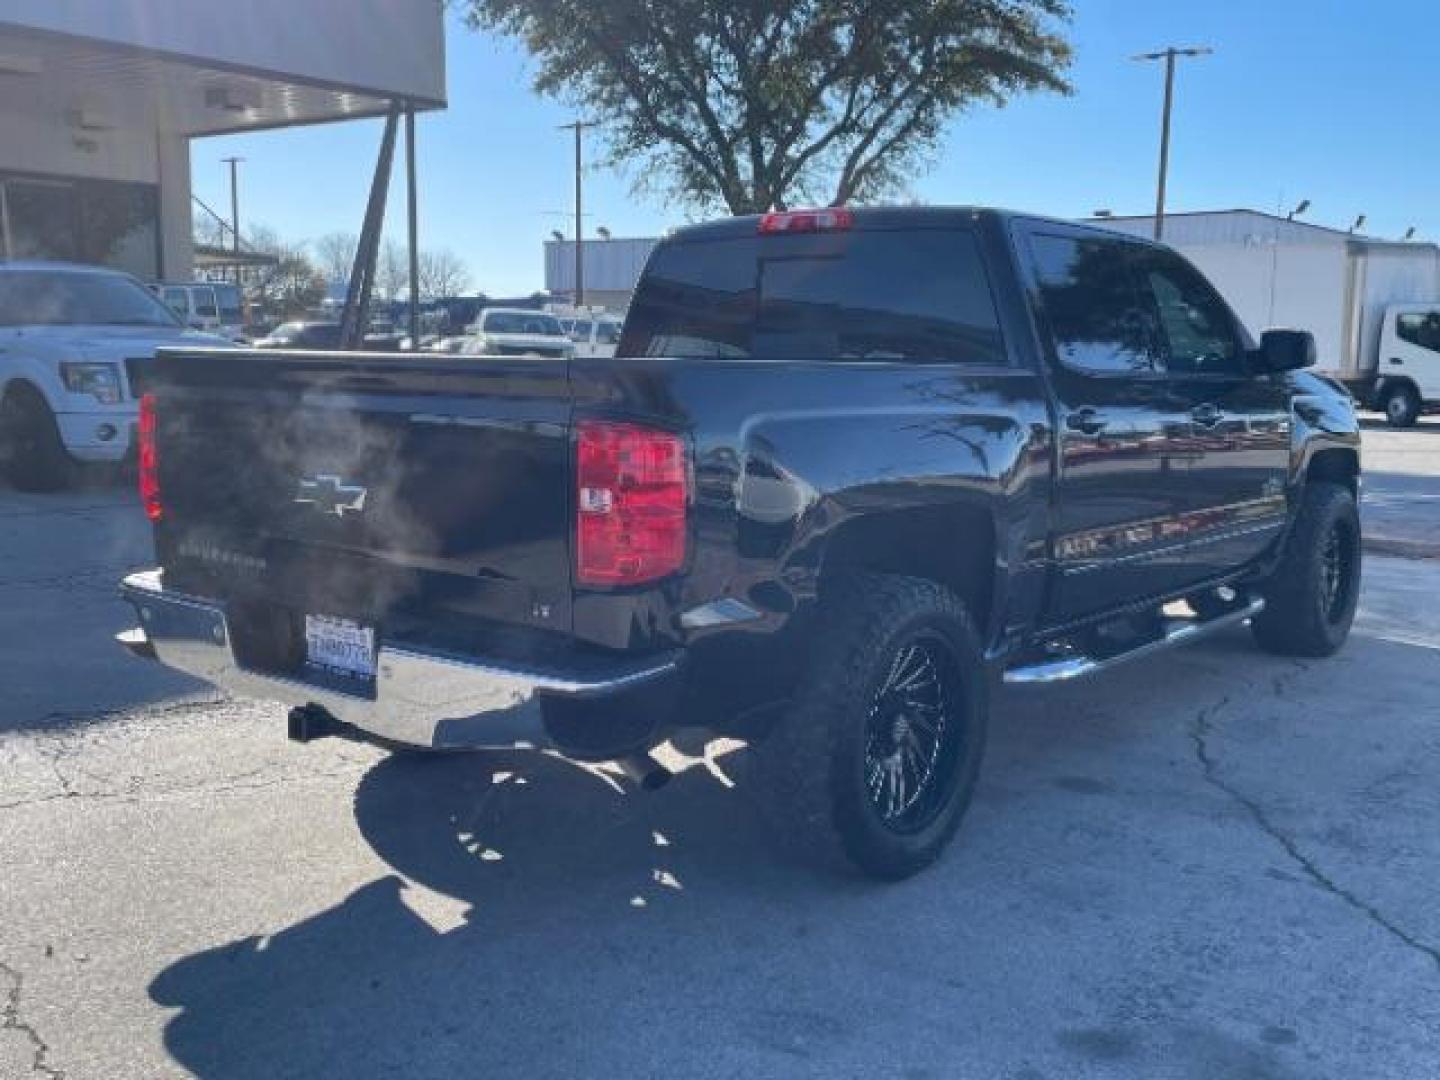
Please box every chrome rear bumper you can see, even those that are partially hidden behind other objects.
[117,570,680,751]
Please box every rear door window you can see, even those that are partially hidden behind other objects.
[621,228,1005,365]
[1029,234,1158,375]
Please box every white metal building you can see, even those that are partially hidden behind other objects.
[544,236,658,311]
[0,0,446,281]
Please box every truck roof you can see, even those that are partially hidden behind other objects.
[664,205,1161,247]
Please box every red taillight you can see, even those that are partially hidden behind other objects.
[758,207,854,235]
[576,420,688,587]
[138,392,162,522]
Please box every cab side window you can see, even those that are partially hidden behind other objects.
[1030,234,1157,375]
[1133,250,1244,376]
[1396,311,1440,353]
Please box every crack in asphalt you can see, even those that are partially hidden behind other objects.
[0,769,365,814]
[1190,688,1440,974]
[0,957,62,1079]
[0,699,369,813]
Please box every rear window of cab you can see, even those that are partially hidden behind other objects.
[620,228,1005,365]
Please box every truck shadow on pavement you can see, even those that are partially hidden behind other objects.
[136,630,1395,1079]
[147,747,839,1078]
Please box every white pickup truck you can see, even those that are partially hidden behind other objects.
[461,308,576,359]
[0,261,231,491]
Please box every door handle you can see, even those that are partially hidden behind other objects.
[1065,408,1108,435]
[1191,404,1223,427]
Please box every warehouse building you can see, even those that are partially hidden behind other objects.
[0,0,445,282]
[544,235,658,312]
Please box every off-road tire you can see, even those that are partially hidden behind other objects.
[1,386,74,492]
[1381,382,1421,429]
[751,574,987,880]
[1251,482,1362,657]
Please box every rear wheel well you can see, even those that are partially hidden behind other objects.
[819,504,996,632]
[1305,447,1359,498]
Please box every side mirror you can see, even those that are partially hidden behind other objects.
[1254,329,1316,374]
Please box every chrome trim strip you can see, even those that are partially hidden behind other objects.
[1062,519,1285,576]
[1003,598,1265,685]
[118,571,680,750]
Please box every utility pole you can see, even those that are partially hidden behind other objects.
[1132,47,1211,241]
[221,156,243,284]
[558,120,598,307]
[405,106,420,350]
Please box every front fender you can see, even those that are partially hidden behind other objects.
[1288,370,1362,489]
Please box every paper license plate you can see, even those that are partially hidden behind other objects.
[304,615,376,679]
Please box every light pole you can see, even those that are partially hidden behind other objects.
[1132,47,1212,241]
[221,156,243,284]
[558,120,598,308]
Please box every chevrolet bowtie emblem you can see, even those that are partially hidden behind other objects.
[294,474,368,517]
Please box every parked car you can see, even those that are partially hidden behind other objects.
[0,261,231,491]
[566,315,624,358]
[117,207,1360,880]
[362,320,406,352]
[155,281,247,342]
[462,308,575,358]
[252,321,343,350]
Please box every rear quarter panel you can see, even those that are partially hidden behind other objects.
[570,357,1053,715]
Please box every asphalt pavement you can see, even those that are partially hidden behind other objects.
[1359,417,1440,558]
[2,466,1440,1079]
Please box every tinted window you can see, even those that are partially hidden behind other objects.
[0,270,181,328]
[192,288,218,320]
[1397,311,1440,353]
[298,324,342,348]
[213,284,243,322]
[620,228,1005,364]
[1133,250,1242,376]
[596,320,622,345]
[162,288,188,315]
[1030,234,1155,375]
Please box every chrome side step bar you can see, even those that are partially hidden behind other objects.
[1003,598,1265,686]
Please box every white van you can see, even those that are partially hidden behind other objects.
[565,315,623,358]
[156,282,247,342]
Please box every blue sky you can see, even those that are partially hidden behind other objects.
[193,0,1438,295]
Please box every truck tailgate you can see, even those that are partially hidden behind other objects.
[151,350,575,652]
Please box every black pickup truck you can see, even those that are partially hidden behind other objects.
[118,207,1362,879]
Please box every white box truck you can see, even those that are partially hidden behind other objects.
[1096,212,1440,427]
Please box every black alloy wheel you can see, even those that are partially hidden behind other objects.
[863,633,966,834]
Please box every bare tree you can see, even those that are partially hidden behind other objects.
[417,248,471,300]
[376,239,411,302]
[313,231,360,286]
[245,225,326,320]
